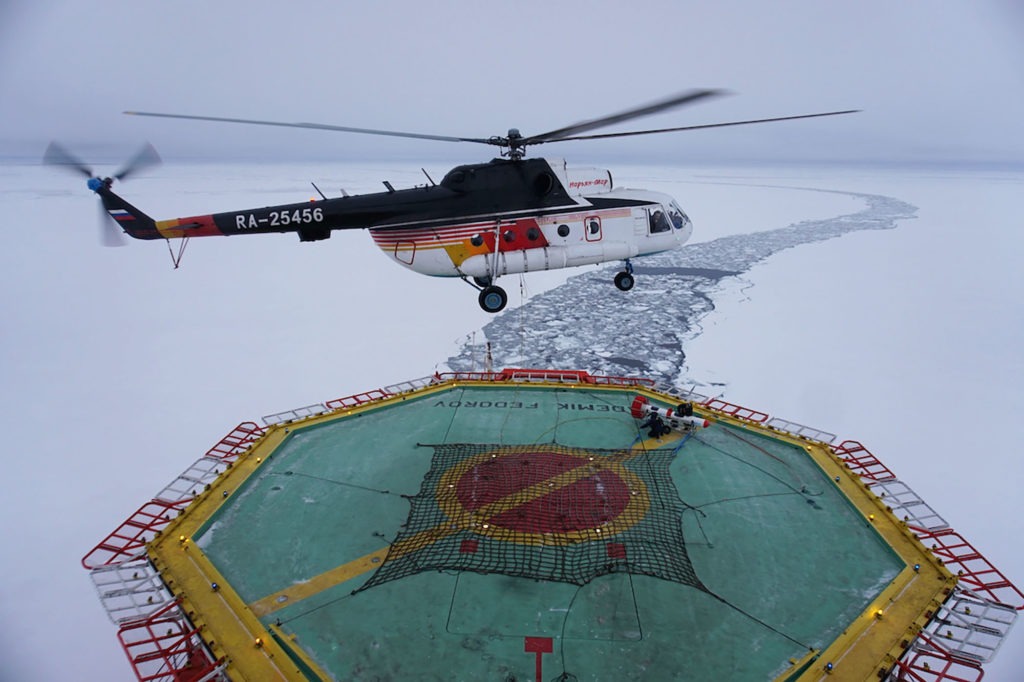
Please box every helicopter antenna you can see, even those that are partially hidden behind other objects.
[310,181,328,200]
[421,168,437,186]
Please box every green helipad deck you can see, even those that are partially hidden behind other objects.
[84,370,1022,681]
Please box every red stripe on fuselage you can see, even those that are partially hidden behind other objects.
[371,218,548,253]
[155,214,225,239]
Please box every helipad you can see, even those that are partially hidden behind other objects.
[84,369,1020,681]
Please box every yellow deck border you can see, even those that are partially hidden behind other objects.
[146,377,955,681]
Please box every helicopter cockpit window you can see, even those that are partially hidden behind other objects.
[668,201,690,230]
[649,207,671,233]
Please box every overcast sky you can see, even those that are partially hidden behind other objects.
[2,1,1022,165]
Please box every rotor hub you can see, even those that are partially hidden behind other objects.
[87,177,113,193]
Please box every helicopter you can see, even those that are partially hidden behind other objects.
[45,90,857,312]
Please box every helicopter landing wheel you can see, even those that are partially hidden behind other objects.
[472,275,492,288]
[614,271,635,292]
[478,285,508,313]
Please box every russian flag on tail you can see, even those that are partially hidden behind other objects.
[109,209,135,222]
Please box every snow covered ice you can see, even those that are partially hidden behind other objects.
[445,187,917,384]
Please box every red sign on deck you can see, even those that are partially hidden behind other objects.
[524,636,553,682]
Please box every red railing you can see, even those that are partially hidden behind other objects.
[434,370,503,382]
[432,368,655,387]
[833,439,898,482]
[890,632,984,681]
[325,388,392,410]
[323,369,659,410]
[203,422,263,460]
[914,528,1024,610]
[117,599,220,682]
[702,397,769,422]
[82,498,191,570]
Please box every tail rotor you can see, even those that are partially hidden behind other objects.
[43,142,162,246]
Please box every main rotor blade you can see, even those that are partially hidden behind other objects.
[43,141,94,178]
[114,142,162,181]
[521,89,727,145]
[538,109,861,144]
[124,111,492,145]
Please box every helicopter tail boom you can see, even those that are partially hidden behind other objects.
[96,186,164,240]
[97,186,265,240]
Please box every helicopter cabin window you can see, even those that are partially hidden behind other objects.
[668,201,689,230]
[557,224,570,238]
[585,216,602,242]
[649,207,671,234]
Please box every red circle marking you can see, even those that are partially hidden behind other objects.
[455,452,630,533]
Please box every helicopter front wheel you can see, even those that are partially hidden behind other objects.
[478,285,508,313]
[614,271,635,292]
